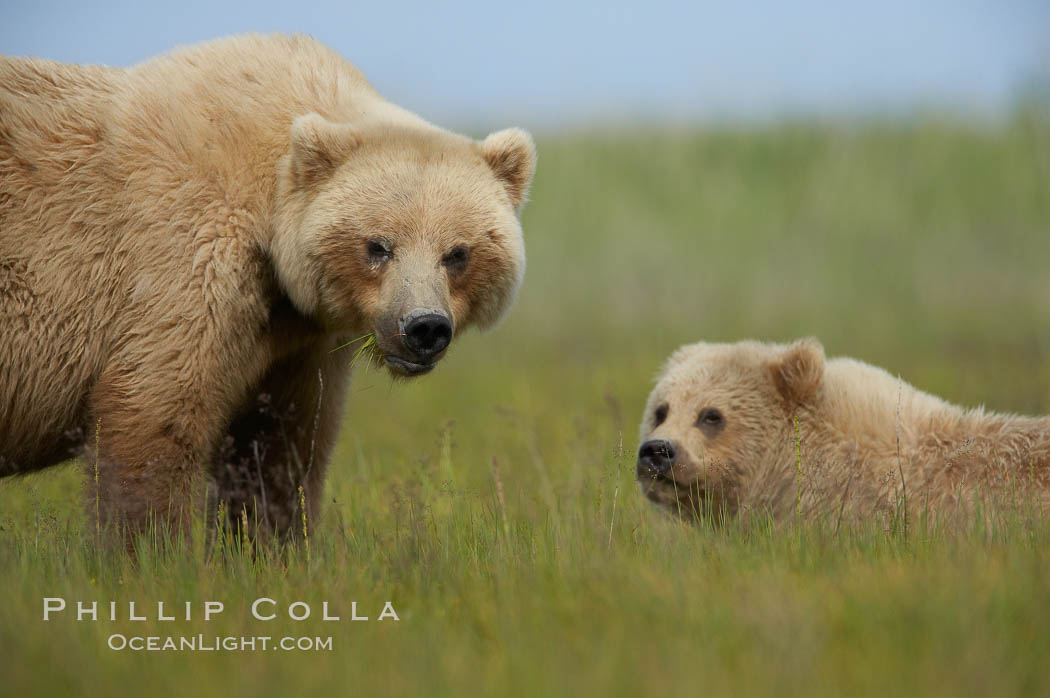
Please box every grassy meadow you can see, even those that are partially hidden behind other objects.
[2,113,1049,696]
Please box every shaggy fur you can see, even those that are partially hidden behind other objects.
[0,34,536,541]
[637,339,1050,523]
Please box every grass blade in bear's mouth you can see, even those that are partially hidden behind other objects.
[638,473,682,495]
[384,355,435,376]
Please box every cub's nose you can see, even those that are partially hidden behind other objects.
[637,439,677,478]
[401,309,452,359]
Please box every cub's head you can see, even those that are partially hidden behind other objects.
[636,338,825,522]
[273,113,535,377]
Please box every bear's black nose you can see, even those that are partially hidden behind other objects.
[637,439,677,478]
[402,310,452,359]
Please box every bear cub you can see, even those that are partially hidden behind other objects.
[637,339,1050,524]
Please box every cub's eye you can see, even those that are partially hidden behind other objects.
[653,403,668,427]
[696,408,725,436]
[442,245,470,273]
[366,239,393,262]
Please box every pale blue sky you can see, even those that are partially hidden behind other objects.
[4,1,1048,130]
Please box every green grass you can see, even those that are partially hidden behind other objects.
[3,113,1050,697]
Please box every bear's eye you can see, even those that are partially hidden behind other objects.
[442,245,470,273]
[653,403,668,427]
[363,241,392,260]
[363,238,392,262]
[696,408,725,436]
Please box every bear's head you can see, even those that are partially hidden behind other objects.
[636,338,825,522]
[271,113,535,377]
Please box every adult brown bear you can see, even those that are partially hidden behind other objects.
[0,34,535,541]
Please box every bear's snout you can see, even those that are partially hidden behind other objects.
[637,439,677,479]
[400,309,453,360]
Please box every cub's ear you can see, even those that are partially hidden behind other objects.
[289,113,360,188]
[480,128,536,209]
[769,338,825,405]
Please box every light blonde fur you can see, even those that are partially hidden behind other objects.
[637,338,1050,523]
[0,34,536,543]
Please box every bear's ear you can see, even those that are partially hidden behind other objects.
[289,113,360,188]
[768,338,825,405]
[480,128,536,209]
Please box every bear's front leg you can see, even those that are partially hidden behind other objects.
[212,337,353,540]
[83,235,274,548]
[86,341,272,548]
[86,401,207,546]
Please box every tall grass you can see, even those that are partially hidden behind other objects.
[2,115,1049,697]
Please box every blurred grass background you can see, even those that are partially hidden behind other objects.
[2,112,1049,697]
